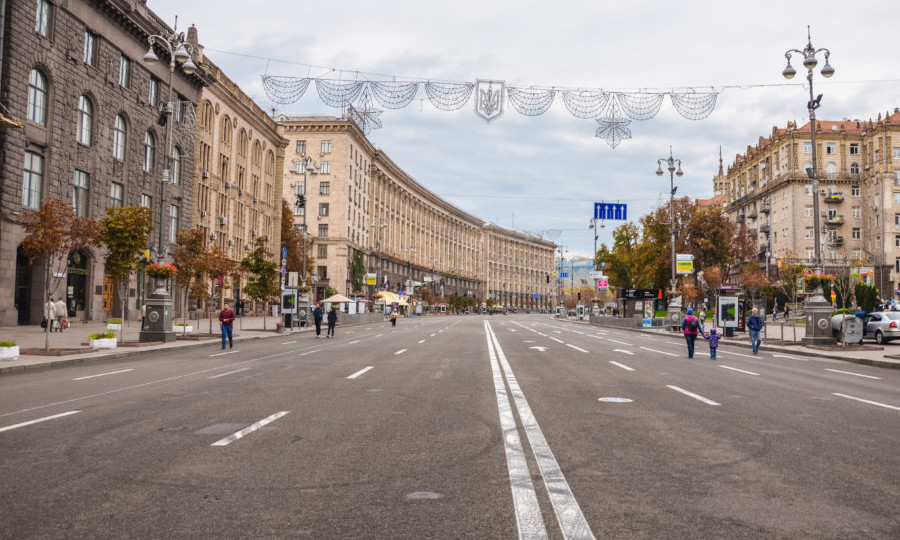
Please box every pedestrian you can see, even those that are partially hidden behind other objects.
[54,296,67,332]
[327,306,337,338]
[44,298,57,332]
[853,305,869,335]
[747,307,764,355]
[681,308,701,358]
[390,310,398,327]
[698,309,707,330]
[313,302,324,338]
[704,327,721,359]
[140,303,147,330]
[784,304,790,320]
[218,299,236,349]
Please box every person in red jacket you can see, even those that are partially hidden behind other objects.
[219,299,236,349]
[681,307,701,358]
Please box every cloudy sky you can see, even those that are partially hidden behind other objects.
[149,0,898,259]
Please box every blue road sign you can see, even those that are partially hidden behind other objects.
[559,272,569,278]
[594,202,627,221]
[282,247,288,259]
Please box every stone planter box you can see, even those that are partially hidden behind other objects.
[107,323,122,331]
[90,338,117,350]
[174,325,193,333]
[0,345,19,361]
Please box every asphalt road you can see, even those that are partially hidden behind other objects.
[1,315,898,539]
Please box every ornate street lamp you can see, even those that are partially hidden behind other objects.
[656,148,684,296]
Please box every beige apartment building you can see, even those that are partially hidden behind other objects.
[189,28,287,307]
[723,109,899,292]
[277,116,556,309]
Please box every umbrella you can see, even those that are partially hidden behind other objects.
[323,293,354,303]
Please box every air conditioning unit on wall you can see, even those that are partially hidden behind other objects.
[210,233,217,240]
[201,211,207,217]
[219,217,227,226]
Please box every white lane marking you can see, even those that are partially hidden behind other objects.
[395,349,407,355]
[523,340,536,343]
[486,322,596,539]
[640,347,679,357]
[211,411,290,447]
[483,322,548,539]
[610,361,635,371]
[347,366,374,379]
[607,339,633,346]
[431,333,436,337]
[299,350,319,356]
[666,385,721,406]
[73,369,134,381]
[210,350,240,357]
[550,337,564,343]
[281,341,296,345]
[0,411,80,434]
[418,340,426,344]
[572,330,585,335]
[348,340,360,344]
[832,393,900,411]
[375,334,383,338]
[208,368,251,379]
[825,369,881,380]
[665,341,682,347]
[509,329,517,332]
[721,351,758,359]
[552,330,562,334]
[530,346,548,352]
[772,354,806,361]
[719,365,760,376]
[613,349,634,355]
[566,344,589,353]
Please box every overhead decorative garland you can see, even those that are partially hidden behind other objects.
[261,75,717,148]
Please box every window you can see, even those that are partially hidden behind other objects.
[109,182,124,207]
[895,235,900,247]
[143,131,155,173]
[852,206,861,218]
[853,250,861,260]
[893,147,900,159]
[319,203,329,217]
[850,163,859,175]
[317,266,328,280]
[804,184,813,195]
[168,205,179,243]
[805,206,814,217]
[826,143,836,155]
[895,192,900,205]
[83,30,98,66]
[895,214,900,227]
[319,181,330,195]
[318,224,328,237]
[26,69,47,126]
[22,151,43,209]
[77,95,92,145]
[850,143,859,155]
[806,249,815,259]
[113,114,126,160]
[295,140,306,155]
[317,244,328,258]
[293,204,305,217]
[320,161,331,174]
[73,170,89,217]
[829,250,837,260]
[141,194,152,209]
[851,185,860,197]
[826,162,837,179]
[852,228,861,240]
[148,78,159,107]
[174,95,185,122]
[321,140,332,154]
[803,142,812,154]
[119,55,131,88]
[35,0,52,37]
[171,146,182,185]
[805,227,813,239]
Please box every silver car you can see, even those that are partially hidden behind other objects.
[831,311,900,344]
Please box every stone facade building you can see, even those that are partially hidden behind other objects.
[723,109,899,292]
[277,116,556,310]
[0,0,202,326]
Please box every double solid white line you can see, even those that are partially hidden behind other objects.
[485,321,595,539]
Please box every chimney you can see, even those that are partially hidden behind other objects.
[187,25,204,63]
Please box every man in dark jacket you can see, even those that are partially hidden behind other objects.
[219,300,236,349]
[747,307,764,355]
[326,306,337,338]
[313,303,324,338]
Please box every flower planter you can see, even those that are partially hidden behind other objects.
[174,325,193,333]
[90,338,117,350]
[0,345,19,361]
[107,324,122,331]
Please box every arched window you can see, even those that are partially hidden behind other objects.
[202,101,214,132]
[77,95,92,145]
[26,69,48,125]
[239,129,248,156]
[253,141,261,166]
[265,150,275,176]
[171,146,182,185]
[221,115,232,145]
[113,114,126,160]
[143,131,155,173]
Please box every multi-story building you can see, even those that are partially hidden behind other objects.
[277,116,556,309]
[0,0,203,326]
[189,28,287,309]
[723,109,899,292]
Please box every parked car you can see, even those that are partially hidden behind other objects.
[830,311,900,344]
[567,310,577,317]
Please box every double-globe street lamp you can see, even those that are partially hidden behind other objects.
[656,148,683,296]
[782,27,834,275]
[292,157,319,293]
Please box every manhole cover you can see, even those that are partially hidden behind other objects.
[405,491,443,501]
[598,397,633,403]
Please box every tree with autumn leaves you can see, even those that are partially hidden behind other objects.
[172,227,239,331]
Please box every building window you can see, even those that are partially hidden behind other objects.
[149,78,159,107]
[320,161,331,174]
[850,143,859,155]
[895,235,900,247]
[803,142,812,154]
[805,227,813,239]
[317,244,328,258]
[805,206,813,217]
[893,147,900,159]
[321,140,332,154]
[850,163,859,175]
[141,194,152,209]
[143,131,155,173]
[84,30,98,66]
[852,228,861,240]
[295,140,306,155]
[806,249,815,259]
[318,224,328,237]
[73,170,89,217]
[826,143,836,155]
[174,95,185,122]
[109,182,124,207]
[319,181,330,195]
[826,162,837,179]
[851,185,860,197]
[119,55,131,88]
[804,183,813,195]
[317,265,328,280]
[168,205,179,243]
[319,203,329,217]
[852,206,861,218]
[77,95,92,145]
[294,204,305,217]
[113,114,126,160]
[26,69,48,126]
[171,146,182,185]
[22,151,43,209]
[35,0,52,37]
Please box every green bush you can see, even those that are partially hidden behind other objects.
[107,318,122,325]
[854,283,877,312]
[90,331,116,340]
[0,340,16,347]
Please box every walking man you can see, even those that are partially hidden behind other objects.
[681,307,701,358]
[747,307,764,355]
[219,299,236,349]
[313,302,324,338]
[326,306,337,338]
[44,298,56,332]
[54,296,67,332]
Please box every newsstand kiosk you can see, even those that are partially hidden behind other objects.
[717,289,745,337]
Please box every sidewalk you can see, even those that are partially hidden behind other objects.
[0,315,307,375]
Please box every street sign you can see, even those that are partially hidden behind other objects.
[588,271,605,279]
[559,272,569,278]
[282,247,287,259]
[676,260,694,274]
[594,202,627,221]
[597,279,609,290]
[365,273,377,285]
[281,266,286,276]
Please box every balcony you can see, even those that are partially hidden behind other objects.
[824,192,843,203]
[829,236,844,247]
[760,203,771,214]
[759,224,770,234]
[736,214,746,223]
[824,215,844,226]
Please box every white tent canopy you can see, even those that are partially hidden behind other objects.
[322,293,354,303]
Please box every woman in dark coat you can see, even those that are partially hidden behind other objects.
[326,306,338,338]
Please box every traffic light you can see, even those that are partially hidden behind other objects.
[577,292,582,301]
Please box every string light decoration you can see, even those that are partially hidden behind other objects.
[595,101,631,149]
[347,89,383,135]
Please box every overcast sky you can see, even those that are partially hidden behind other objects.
[149,0,898,259]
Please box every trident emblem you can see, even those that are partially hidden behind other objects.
[474,79,505,123]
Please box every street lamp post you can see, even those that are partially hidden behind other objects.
[589,218,602,270]
[656,148,684,296]
[293,157,318,293]
[370,218,387,291]
[782,26,833,275]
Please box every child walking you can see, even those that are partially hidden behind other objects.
[704,327,721,359]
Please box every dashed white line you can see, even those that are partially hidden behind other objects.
[418,340,426,344]
[550,337,564,343]
[395,349,407,355]
[610,361,635,371]
[718,365,760,376]
[721,351,758,359]
[211,411,290,446]
[640,346,679,357]
[210,350,240,357]
[566,344,589,353]
[607,339,633,346]
[613,349,634,355]
[73,369,134,381]
[0,411,81,433]
[430,333,436,337]
[772,354,806,361]
[299,350,319,356]
[208,368,251,379]
[666,385,721,406]
[832,393,900,411]
[281,341,297,345]
[347,366,374,379]
[825,368,881,380]
[348,340,360,344]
